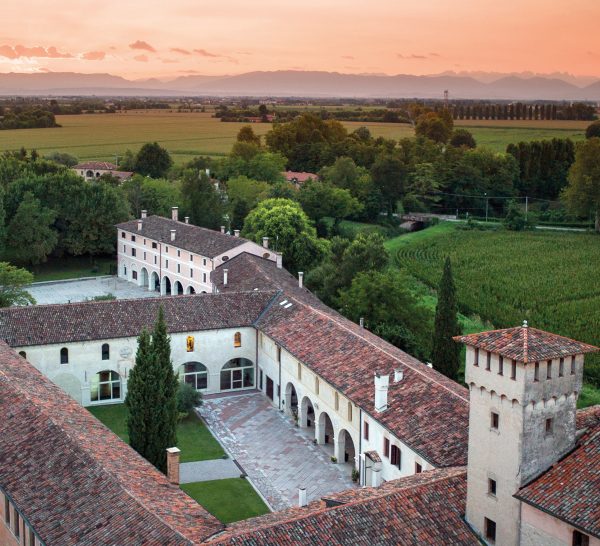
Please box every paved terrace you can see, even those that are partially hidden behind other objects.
[199,392,356,511]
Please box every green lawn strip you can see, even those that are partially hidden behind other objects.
[30,255,115,282]
[180,478,269,523]
[87,404,224,461]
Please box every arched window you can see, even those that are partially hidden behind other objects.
[101,343,110,360]
[91,370,121,402]
[234,332,242,348]
[86,170,93,178]
[220,358,254,391]
[390,445,402,469]
[179,362,208,391]
[60,347,69,364]
[18,351,26,359]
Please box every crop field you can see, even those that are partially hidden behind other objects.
[0,111,588,162]
[387,224,600,401]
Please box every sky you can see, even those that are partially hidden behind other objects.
[1,0,599,80]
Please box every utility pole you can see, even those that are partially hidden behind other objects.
[485,192,489,222]
[525,196,529,220]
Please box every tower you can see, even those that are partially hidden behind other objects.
[455,323,598,545]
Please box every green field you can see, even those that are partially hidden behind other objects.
[88,404,225,462]
[386,223,600,403]
[0,112,588,163]
[27,255,115,282]
[181,479,269,523]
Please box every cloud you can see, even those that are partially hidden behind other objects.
[133,54,148,62]
[178,69,202,74]
[171,47,191,55]
[161,58,179,64]
[129,40,156,52]
[193,48,220,58]
[587,51,600,59]
[430,52,441,57]
[0,44,73,59]
[397,53,428,59]
[82,51,105,61]
[341,55,354,60]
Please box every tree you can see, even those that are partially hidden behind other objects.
[180,170,225,229]
[6,192,57,265]
[563,138,600,231]
[449,129,476,149]
[503,200,534,231]
[371,153,406,215]
[126,308,178,474]
[586,121,600,139]
[415,112,453,144]
[431,257,461,380]
[236,125,261,146]
[298,180,361,232]
[0,262,35,307]
[122,175,182,218]
[242,198,329,274]
[135,142,173,178]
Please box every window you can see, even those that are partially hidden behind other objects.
[488,478,497,496]
[190,254,193,262]
[131,235,136,242]
[123,265,127,276]
[391,445,402,468]
[511,360,517,380]
[12,507,20,539]
[334,391,339,411]
[259,369,263,390]
[234,332,242,348]
[177,250,181,258]
[297,362,302,379]
[571,356,576,375]
[547,360,552,379]
[152,242,157,249]
[190,268,194,278]
[491,411,499,430]
[347,402,352,421]
[121,232,126,239]
[123,244,126,253]
[101,343,109,360]
[203,273,207,283]
[154,256,157,265]
[573,530,590,546]
[177,264,181,273]
[315,377,320,395]
[559,358,564,377]
[131,248,136,257]
[165,259,169,268]
[485,518,496,542]
[383,437,390,458]
[165,246,169,253]
[498,356,504,376]
[474,347,479,366]
[486,351,491,371]
[4,496,9,524]
[534,362,539,381]
[143,251,147,260]
[179,362,208,390]
[203,258,207,266]
[363,421,369,440]
[18,351,26,358]
[132,270,137,280]
[545,418,554,435]
[90,370,121,402]
[415,462,422,473]
[220,358,254,390]
[60,347,69,364]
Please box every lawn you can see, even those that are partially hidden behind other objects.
[88,404,225,462]
[386,222,600,406]
[0,111,587,163]
[181,478,269,523]
[28,255,115,282]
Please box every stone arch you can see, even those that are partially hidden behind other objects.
[179,362,208,391]
[220,358,254,391]
[161,275,172,296]
[140,267,149,288]
[90,370,122,403]
[317,411,334,445]
[186,285,196,294]
[284,382,299,418]
[150,271,160,292]
[335,428,357,469]
[300,396,315,429]
[52,373,82,404]
[174,280,184,295]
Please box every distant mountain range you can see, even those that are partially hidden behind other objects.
[0,70,599,100]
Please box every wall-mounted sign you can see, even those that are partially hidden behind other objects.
[119,347,133,358]
[186,336,195,352]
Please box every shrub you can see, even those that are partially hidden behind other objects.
[177,382,203,416]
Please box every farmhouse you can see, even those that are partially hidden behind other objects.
[72,161,133,182]
[0,213,598,545]
[282,170,318,186]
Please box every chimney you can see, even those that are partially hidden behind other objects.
[276,253,283,269]
[137,220,143,231]
[141,210,147,219]
[171,207,179,222]
[374,373,389,412]
[223,268,228,286]
[166,447,181,485]
[359,317,364,328]
[394,369,404,382]
[170,229,176,241]
[184,216,189,224]
[298,487,307,508]
[234,229,240,237]
[220,226,225,234]
[298,272,304,289]
[262,237,269,249]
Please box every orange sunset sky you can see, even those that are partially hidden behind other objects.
[2,0,599,80]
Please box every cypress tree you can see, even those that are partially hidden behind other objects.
[431,257,462,380]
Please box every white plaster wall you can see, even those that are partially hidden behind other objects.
[16,327,257,406]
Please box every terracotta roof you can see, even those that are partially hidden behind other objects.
[116,215,247,258]
[282,171,317,183]
[210,467,476,545]
[454,326,599,363]
[577,405,600,431]
[0,291,276,347]
[0,342,223,545]
[256,293,469,467]
[516,412,600,538]
[73,161,118,170]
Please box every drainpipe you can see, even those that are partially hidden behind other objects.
[358,408,363,486]
[278,349,282,411]
[159,242,162,293]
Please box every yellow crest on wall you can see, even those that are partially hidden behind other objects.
[186,336,194,352]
